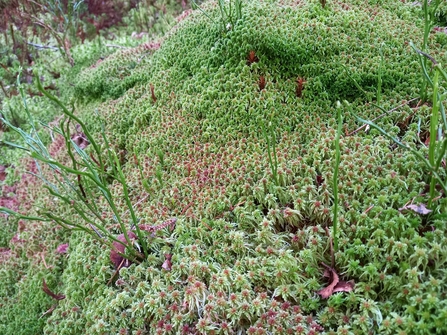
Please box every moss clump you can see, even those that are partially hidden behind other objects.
[4,0,447,334]
[76,0,432,152]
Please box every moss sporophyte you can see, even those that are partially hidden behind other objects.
[1,0,447,334]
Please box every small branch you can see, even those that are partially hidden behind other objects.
[107,257,125,285]
[77,174,87,200]
[39,305,57,319]
[363,204,375,214]
[137,51,152,63]
[0,80,9,98]
[27,42,59,51]
[0,63,12,73]
[41,253,52,269]
[89,224,104,238]
[413,47,438,66]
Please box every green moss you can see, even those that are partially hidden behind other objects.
[3,0,447,334]
[0,228,67,335]
[44,2,446,333]
[77,0,430,151]
[0,272,56,335]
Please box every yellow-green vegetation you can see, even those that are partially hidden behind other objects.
[1,0,447,334]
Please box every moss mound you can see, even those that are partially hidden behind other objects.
[5,0,447,334]
[75,0,431,149]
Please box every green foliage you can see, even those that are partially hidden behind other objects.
[74,0,426,151]
[0,215,16,247]
[121,0,184,36]
[418,0,443,101]
[261,118,279,186]
[0,212,67,335]
[435,1,447,25]
[2,0,447,334]
[213,0,243,31]
[1,75,150,263]
[0,272,57,335]
[358,45,447,210]
[74,45,152,100]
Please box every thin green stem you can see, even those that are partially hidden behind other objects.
[333,102,343,252]
[35,74,105,173]
[428,69,440,206]
[112,150,148,257]
[2,75,149,264]
[191,0,216,25]
[357,117,447,195]
[341,64,372,103]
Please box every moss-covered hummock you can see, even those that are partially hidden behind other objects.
[2,0,447,334]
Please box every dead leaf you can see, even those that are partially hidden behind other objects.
[110,231,137,269]
[42,279,65,300]
[399,203,432,215]
[333,280,355,293]
[56,243,69,254]
[0,165,6,181]
[317,263,354,299]
[162,254,172,271]
[71,124,89,149]
[40,304,57,318]
[315,174,324,188]
[317,264,339,299]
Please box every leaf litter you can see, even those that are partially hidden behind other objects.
[317,262,355,299]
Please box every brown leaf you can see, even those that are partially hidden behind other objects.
[49,70,60,79]
[399,203,432,215]
[56,243,69,254]
[296,77,306,98]
[110,231,137,269]
[317,263,355,299]
[0,165,6,181]
[317,263,339,299]
[70,124,89,149]
[162,254,172,271]
[258,76,266,91]
[333,280,355,294]
[315,174,324,188]
[40,304,57,319]
[150,83,157,103]
[247,50,259,65]
[42,279,65,300]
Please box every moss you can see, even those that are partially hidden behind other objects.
[0,222,67,335]
[76,0,430,151]
[3,0,447,334]
[0,272,56,335]
[42,1,446,333]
